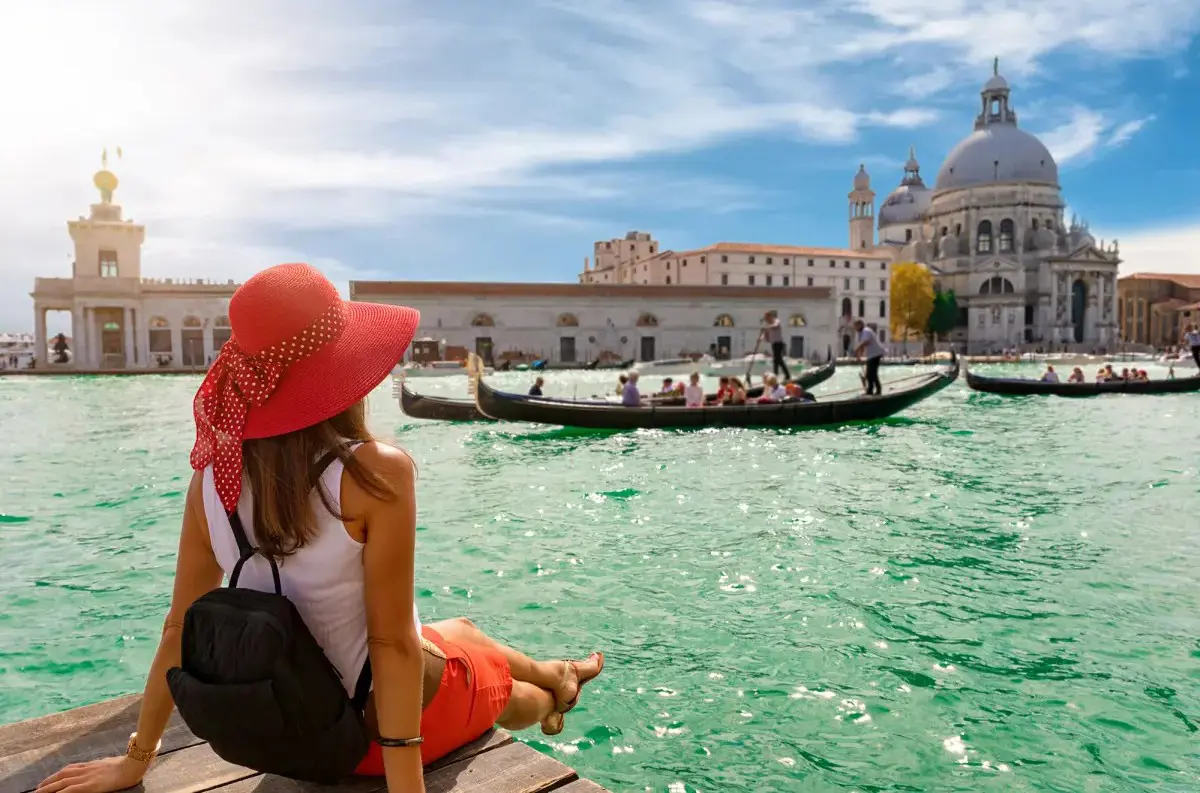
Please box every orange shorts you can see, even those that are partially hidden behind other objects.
[354,625,513,773]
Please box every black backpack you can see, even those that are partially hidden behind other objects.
[166,508,374,782]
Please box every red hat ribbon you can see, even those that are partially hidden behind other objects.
[190,302,348,513]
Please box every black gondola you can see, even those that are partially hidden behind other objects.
[650,353,837,406]
[399,380,493,422]
[965,367,1200,397]
[474,355,958,430]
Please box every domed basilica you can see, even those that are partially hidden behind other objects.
[849,62,1121,352]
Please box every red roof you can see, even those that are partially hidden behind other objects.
[1120,272,1200,289]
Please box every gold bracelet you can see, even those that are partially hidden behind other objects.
[126,733,161,764]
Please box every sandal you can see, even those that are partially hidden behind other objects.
[540,711,565,736]
[555,652,605,715]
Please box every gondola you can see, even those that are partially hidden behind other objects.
[965,367,1200,396]
[473,355,958,431]
[649,352,837,406]
[398,380,493,422]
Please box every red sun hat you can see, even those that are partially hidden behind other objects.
[190,263,419,513]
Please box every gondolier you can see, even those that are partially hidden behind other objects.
[759,311,790,380]
[853,319,887,395]
[1184,323,1200,368]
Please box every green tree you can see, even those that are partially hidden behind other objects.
[926,290,958,341]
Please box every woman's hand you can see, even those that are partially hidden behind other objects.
[36,756,147,793]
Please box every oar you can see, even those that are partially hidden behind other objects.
[745,330,764,385]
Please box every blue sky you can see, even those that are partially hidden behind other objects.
[2,0,1200,331]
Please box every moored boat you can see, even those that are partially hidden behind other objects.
[397,360,494,378]
[473,355,958,430]
[649,353,837,406]
[964,367,1200,396]
[398,379,492,422]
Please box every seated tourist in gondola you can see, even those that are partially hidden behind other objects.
[725,378,748,405]
[756,375,787,403]
[1067,367,1085,383]
[622,371,644,406]
[615,373,628,396]
[658,377,684,396]
[1119,367,1131,380]
[710,376,731,405]
[1040,365,1059,383]
[684,372,704,407]
[529,377,545,396]
[785,381,816,402]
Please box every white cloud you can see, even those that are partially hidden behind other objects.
[1108,116,1157,147]
[1037,109,1110,164]
[0,0,1197,330]
[1101,223,1200,276]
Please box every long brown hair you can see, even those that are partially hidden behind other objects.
[242,400,396,558]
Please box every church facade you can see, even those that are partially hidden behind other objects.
[865,63,1121,352]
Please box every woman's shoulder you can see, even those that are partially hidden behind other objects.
[348,440,416,481]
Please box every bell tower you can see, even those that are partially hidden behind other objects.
[848,164,875,250]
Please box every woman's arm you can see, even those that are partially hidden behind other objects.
[357,444,425,793]
[37,471,223,793]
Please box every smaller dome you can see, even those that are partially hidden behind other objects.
[878,184,931,227]
[853,164,870,190]
[984,74,1009,92]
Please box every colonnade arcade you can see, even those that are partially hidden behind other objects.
[32,303,231,369]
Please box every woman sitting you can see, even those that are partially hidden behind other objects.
[1067,367,1085,383]
[37,264,603,793]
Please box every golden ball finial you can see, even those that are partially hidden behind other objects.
[93,169,118,202]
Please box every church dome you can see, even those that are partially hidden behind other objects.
[879,146,932,227]
[933,63,1059,192]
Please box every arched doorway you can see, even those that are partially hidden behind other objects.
[1071,280,1087,343]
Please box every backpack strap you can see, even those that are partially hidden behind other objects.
[227,510,282,595]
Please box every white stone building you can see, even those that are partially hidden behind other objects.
[868,62,1121,352]
[31,163,237,369]
[351,281,838,364]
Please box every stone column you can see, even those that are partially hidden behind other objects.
[81,307,95,369]
[123,307,135,368]
[34,305,48,366]
[203,325,214,365]
[171,328,182,367]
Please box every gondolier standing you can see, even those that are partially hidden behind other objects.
[853,318,887,395]
[759,311,790,380]
[1184,323,1200,369]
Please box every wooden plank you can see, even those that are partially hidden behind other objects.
[0,699,200,793]
[423,742,577,793]
[552,780,611,793]
[426,730,512,772]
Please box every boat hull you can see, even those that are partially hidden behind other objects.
[965,369,1200,396]
[475,357,958,430]
[398,380,492,422]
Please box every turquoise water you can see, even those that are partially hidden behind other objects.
[2,365,1199,792]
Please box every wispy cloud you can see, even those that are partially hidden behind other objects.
[0,0,1197,329]
[1108,116,1157,147]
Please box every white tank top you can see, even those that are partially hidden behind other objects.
[201,444,421,697]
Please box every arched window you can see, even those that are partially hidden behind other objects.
[841,297,852,318]
[556,313,579,327]
[212,315,232,351]
[998,219,1014,252]
[637,312,659,327]
[1031,218,1040,231]
[149,316,170,329]
[471,313,495,327]
[713,313,734,328]
[979,276,1015,295]
[976,220,993,253]
[182,316,203,328]
[879,300,887,318]
[787,313,806,327]
[858,299,865,318]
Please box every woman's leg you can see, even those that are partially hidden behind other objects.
[430,617,601,707]
[496,681,558,731]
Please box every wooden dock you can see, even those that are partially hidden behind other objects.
[0,696,610,793]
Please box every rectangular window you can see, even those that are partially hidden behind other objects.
[766,257,773,264]
[843,278,850,290]
[844,261,851,268]
[700,256,706,263]
[880,279,886,290]
[749,275,756,285]
[99,250,118,278]
[766,275,773,286]
[783,258,790,266]
[721,255,729,263]
[808,259,814,267]
[783,276,790,286]
[748,256,756,264]
[721,273,729,285]
[858,261,865,269]
[881,262,887,270]
[858,278,865,290]
[829,260,836,267]
[807,276,814,286]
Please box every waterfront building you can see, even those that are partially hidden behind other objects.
[350,281,837,364]
[869,61,1121,352]
[1117,273,1200,347]
[30,159,237,369]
